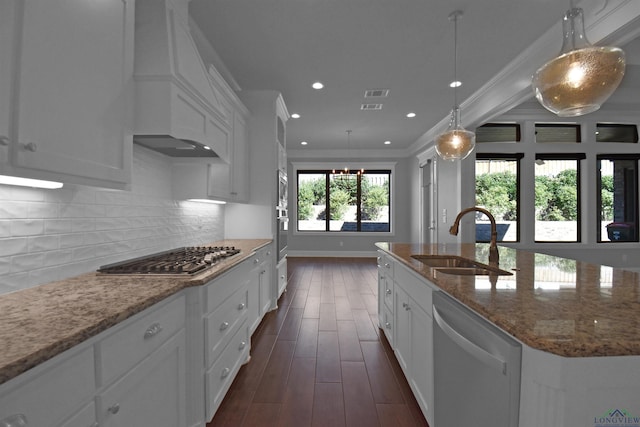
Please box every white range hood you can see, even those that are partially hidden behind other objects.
[133,0,231,161]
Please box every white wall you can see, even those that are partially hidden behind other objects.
[0,146,225,294]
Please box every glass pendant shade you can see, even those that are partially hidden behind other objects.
[532,7,625,117]
[435,107,475,161]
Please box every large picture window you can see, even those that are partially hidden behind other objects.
[475,154,522,242]
[534,154,584,242]
[597,155,639,242]
[297,170,391,232]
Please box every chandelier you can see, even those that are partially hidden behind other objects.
[531,3,625,117]
[435,10,475,161]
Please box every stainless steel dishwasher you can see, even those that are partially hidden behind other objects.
[432,291,521,427]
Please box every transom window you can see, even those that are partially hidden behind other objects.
[297,170,391,232]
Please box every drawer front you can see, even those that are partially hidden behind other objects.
[377,250,394,278]
[205,320,249,421]
[253,244,272,267]
[98,294,186,385]
[394,264,433,315]
[206,260,251,313]
[205,285,248,367]
[0,346,95,427]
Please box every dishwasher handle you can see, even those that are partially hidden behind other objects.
[433,305,507,375]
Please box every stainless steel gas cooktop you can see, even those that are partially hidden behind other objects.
[97,246,241,275]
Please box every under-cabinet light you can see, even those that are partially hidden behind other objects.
[187,199,226,204]
[0,175,63,189]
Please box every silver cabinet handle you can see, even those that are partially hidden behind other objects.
[108,403,120,414]
[380,274,385,280]
[239,341,247,350]
[238,302,246,310]
[20,142,37,152]
[220,321,229,331]
[254,258,260,264]
[221,367,230,378]
[90,422,99,427]
[0,414,28,426]
[402,302,410,310]
[280,275,285,279]
[386,288,392,295]
[385,263,391,269]
[143,322,162,339]
[385,321,391,329]
[266,251,271,256]
[0,136,9,146]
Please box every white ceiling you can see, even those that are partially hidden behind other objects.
[189,0,640,154]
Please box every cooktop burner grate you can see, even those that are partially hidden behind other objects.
[97,246,241,275]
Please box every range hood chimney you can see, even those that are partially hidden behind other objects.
[133,0,231,160]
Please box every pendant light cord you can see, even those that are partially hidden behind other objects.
[453,12,458,108]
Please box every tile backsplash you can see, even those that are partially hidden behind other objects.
[0,146,225,294]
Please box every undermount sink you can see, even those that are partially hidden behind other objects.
[410,255,513,276]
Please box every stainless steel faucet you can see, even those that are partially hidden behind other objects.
[449,206,499,266]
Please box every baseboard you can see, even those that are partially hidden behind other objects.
[287,250,377,258]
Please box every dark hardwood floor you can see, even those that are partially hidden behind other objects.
[207,257,429,427]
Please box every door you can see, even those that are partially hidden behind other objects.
[421,157,437,245]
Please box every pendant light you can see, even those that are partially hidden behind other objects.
[531,2,626,117]
[435,10,475,161]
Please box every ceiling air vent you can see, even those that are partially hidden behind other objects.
[364,89,389,98]
[361,103,383,111]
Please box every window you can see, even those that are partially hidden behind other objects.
[475,154,522,242]
[596,124,638,143]
[535,124,581,143]
[597,155,639,242]
[475,123,521,143]
[297,169,391,232]
[534,154,585,242]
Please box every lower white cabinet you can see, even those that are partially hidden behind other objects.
[98,330,186,427]
[277,257,287,300]
[0,346,95,427]
[380,253,435,426]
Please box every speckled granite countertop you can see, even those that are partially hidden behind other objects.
[0,239,271,385]
[377,242,640,358]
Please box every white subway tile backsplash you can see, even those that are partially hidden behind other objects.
[0,148,225,294]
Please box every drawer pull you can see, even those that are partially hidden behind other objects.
[220,321,230,331]
[21,142,37,152]
[386,288,392,295]
[266,251,271,256]
[385,321,391,329]
[108,403,120,414]
[0,414,28,426]
[380,274,385,279]
[239,341,247,350]
[0,136,9,146]
[402,302,410,310]
[143,322,163,339]
[221,367,230,378]
[254,258,260,264]
[385,263,391,269]
[238,303,246,310]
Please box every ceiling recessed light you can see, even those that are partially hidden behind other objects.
[384,140,391,145]
[450,80,462,88]
[291,113,300,119]
[406,112,416,118]
[312,82,324,90]
[301,141,308,145]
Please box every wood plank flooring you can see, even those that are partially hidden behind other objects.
[207,257,429,427]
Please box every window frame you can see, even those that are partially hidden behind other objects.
[475,153,523,243]
[596,154,640,243]
[534,153,585,243]
[295,167,393,234]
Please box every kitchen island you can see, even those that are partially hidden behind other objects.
[377,242,640,427]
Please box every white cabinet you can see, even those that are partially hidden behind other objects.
[96,295,187,427]
[379,252,435,426]
[0,346,95,427]
[246,244,273,335]
[0,0,134,189]
[98,331,186,427]
[277,258,288,300]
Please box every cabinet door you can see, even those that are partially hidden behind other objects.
[394,285,411,373]
[247,269,261,335]
[230,111,249,202]
[409,301,433,425]
[99,330,186,427]
[259,261,272,317]
[6,0,133,188]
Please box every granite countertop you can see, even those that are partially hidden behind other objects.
[0,239,271,385]
[377,242,640,358]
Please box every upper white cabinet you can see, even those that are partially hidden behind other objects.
[0,0,134,189]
